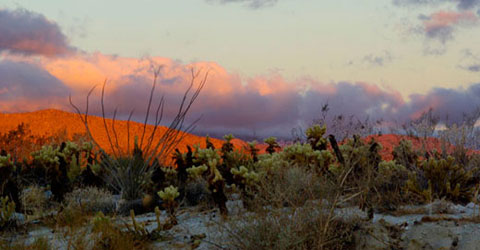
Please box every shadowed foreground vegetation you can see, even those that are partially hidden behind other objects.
[0,115,480,249]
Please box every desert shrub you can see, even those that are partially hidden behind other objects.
[70,67,208,203]
[91,212,147,250]
[0,123,47,165]
[392,139,419,170]
[327,136,388,211]
[369,161,411,211]
[0,196,16,230]
[64,187,116,215]
[0,237,52,250]
[406,156,477,204]
[20,185,49,219]
[184,178,212,207]
[100,140,154,201]
[0,154,20,211]
[251,164,329,208]
[225,204,358,250]
[53,203,90,229]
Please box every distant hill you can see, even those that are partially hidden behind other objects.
[0,109,235,161]
[0,109,471,162]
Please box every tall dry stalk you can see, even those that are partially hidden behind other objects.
[70,66,208,200]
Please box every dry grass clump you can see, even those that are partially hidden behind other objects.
[64,187,116,215]
[225,204,358,250]
[250,165,330,209]
[20,185,49,219]
[223,160,356,250]
[0,237,51,250]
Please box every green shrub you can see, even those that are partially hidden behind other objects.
[406,156,476,204]
[0,196,16,230]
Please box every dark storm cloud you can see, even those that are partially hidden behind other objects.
[0,8,73,56]
[0,60,70,100]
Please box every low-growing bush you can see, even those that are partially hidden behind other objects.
[64,187,117,215]
[406,156,477,204]
[225,203,358,250]
[20,185,49,219]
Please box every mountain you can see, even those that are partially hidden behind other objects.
[0,109,469,162]
[0,109,231,159]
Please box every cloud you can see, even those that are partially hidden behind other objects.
[206,0,278,9]
[0,59,70,112]
[420,10,478,44]
[393,0,480,10]
[362,51,394,66]
[3,51,480,138]
[457,0,480,10]
[458,49,480,72]
[404,84,480,124]
[0,8,73,56]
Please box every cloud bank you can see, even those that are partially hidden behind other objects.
[1,7,480,138]
[0,8,73,56]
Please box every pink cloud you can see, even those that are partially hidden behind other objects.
[422,10,478,43]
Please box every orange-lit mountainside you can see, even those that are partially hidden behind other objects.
[0,109,472,160]
[0,109,248,156]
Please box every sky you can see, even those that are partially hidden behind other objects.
[1,0,480,138]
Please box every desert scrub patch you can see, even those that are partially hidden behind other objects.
[406,156,476,204]
[224,204,357,250]
[251,165,328,208]
[64,187,116,215]
[0,196,16,230]
[91,212,148,250]
[20,185,49,219]
[280,143,334,172]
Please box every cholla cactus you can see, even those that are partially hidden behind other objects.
[186,164,208,179]
[158,185,180,202]
[247,141,259,162]
[205,135,215,149]
[281,143,334,171]
[222,134,235,154]
[0,154,13,168]
[194,147,221,166]
[255,153,288,173]
[406,156,475,204]
[161,167,178,180]
[223,134,234,142]
[378,160,406,174]
[61,141,79,158]
[158,185,179,220]
[231,166,259,186]
[31,145,61,166]
[264,137,280,154]
[306,124,328,150]
[81,141,94,152]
